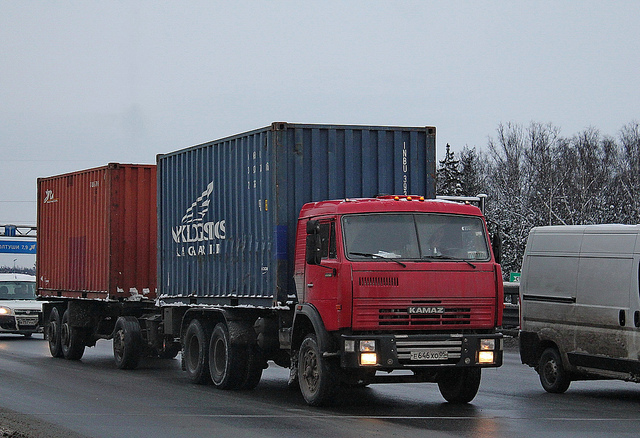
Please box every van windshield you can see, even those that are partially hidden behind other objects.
[0,281,37,300]
[343,213,490,262]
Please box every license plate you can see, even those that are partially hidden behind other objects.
[16,317,38,326]
[410,349,448,361]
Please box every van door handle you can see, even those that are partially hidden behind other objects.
[634,311,640,328]
[307,283,314,288]
[619,309,626,326]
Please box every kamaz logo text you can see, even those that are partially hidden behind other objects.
[407,306,445,315]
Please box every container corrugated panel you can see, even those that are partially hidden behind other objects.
[37,163,157,300]
[157,122,436,306]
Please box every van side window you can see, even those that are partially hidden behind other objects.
[319,222,337,259]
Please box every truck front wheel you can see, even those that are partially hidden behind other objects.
[113,316,143,370]
[298,334,338,406]
[60,309,85,360]
[184,319,212,384]
[437,368,481,403]
[47,307,64,358]
[538,347,571,393]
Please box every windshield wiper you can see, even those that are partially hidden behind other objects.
[423,255,476,269]
[349,252,407,268]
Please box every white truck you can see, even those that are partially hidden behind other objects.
[519,224,640,393]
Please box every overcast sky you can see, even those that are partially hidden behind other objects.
[1,1,639,268]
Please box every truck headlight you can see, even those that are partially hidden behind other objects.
[359,340,376,352]
[480,339,495,350]
[0,306,11,315]
[360,352,377,365]
[478,351,495,364]
[344,340,356,353]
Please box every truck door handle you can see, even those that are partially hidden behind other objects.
[619,309,626,326]
[634,311,640,328]
[307,283,314,288]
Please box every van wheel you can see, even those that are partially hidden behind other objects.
[113,316,143,370]
[437,368,481,403]
[538,347,571,393]
[298,334,338,406]
[184,319,212,384]
[47,307,64,358]
[61,309,85,360]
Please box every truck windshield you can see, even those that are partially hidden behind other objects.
[0,281,37,300]
[343,213,490,262]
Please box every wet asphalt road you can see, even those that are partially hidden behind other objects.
[1,334,639,438]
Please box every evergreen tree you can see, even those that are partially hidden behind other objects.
[436,144,463,196]
[459,146,485,196]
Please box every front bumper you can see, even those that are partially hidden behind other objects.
[340,332,503,370]
[0,314,43,334]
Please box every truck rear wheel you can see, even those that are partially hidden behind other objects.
[208,323,246,389]
[240,345,264,390]
[298,333,338,406]
[184,319,212,384]
[538,347,571,393]
[113,316,143,370]
[437,368,481,403]
[47,307,64,358]
[60,309,85,360]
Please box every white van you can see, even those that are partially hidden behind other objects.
[519,224,640,393]
[0,273,42,337]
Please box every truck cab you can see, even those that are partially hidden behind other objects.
[292,196,504,404]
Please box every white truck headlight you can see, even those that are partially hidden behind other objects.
[359,340,376,352]
[480,339,495,350]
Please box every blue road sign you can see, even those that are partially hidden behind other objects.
[0,241,37,254]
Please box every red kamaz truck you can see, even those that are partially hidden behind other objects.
[37,123,503,406]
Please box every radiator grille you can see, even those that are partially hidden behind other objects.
[380,306,471,326]
[358,276,399,287]
[351,298,495,330]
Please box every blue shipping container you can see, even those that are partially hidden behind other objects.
[157,122,436,306]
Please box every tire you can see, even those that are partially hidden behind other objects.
[240,345,264,390]
[208,323,247,389]
[437,368,482,403]
[298,333,338,406]
[113,316,143,370]
[184,319,212,384]
[61,309,85,360]
[538,347,571,393]
[47,307,63,358]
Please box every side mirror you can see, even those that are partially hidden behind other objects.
[306,234,322,265]
[491,224,502,265]
[306,220,320,235]
[306,220,322,265]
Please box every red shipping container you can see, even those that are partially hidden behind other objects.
[37,163,156,300]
